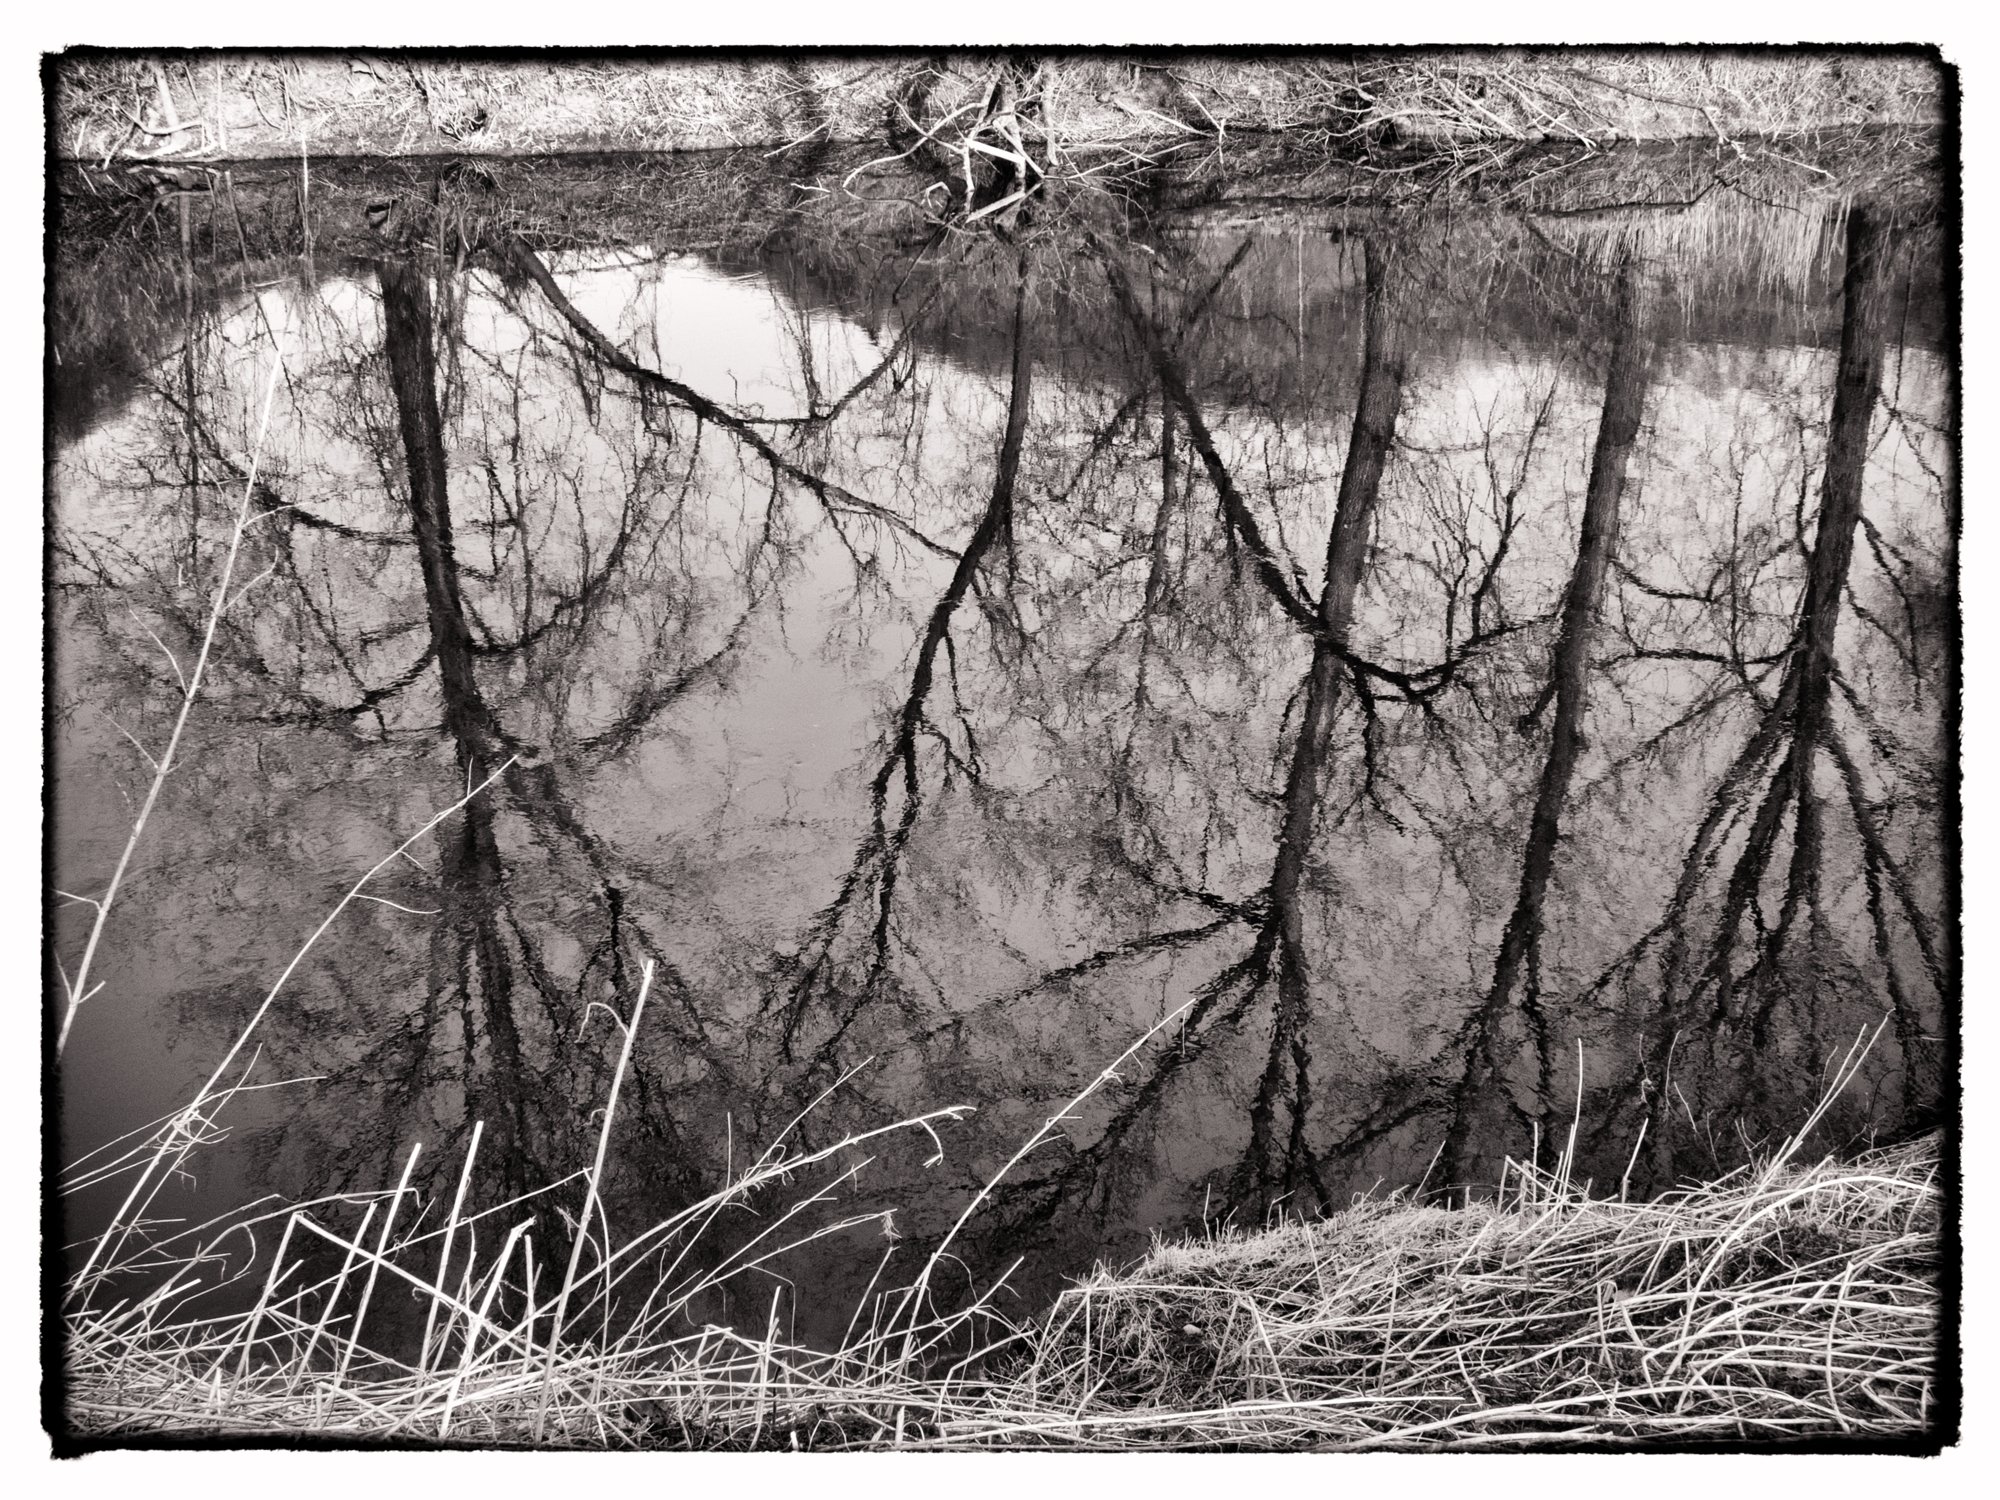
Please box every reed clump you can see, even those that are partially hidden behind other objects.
[980,1131,1938,1448]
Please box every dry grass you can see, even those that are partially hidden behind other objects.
[50,52,1945,166]
[985,1134,1937,1447]
[62,1014,1943,1450]
[52,55,906,164]
[1256,52,1943,153]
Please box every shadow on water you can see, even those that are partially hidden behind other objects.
[50,143,1953,1347]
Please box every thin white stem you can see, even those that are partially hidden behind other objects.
[102,713,160,774]
[225,560,278,614]
[532,959,653,1442]
[354,894,441,916]
[235,1211,301,1382]
[126,606,186,693]
[291,1198,375,1394]
[58,353,283,1054]
[439,1217,534,1439]
[332,1143,421,1392]
[419,1120,485,1378]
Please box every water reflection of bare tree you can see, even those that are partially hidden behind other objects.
[772,252,1035,1071]
[265,254,754,1210]
[906,230,1596,1247]
[1577,207,1947,1181]
[1439,249,1654,1192]
[967,208,1947,1246]
[57,245,831,1220]
[321,234,998,1212]
[965,233,1428,1223]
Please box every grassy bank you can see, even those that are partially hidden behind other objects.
[64,1060,1942,1450]
[52,50,1945,165]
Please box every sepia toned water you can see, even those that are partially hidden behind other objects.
[50,150,1952,1345]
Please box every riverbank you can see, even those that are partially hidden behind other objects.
[47,131,1949,457]
[63,1123,1942,1450]
[53,51,1946,165]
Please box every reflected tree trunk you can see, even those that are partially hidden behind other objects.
[1676,207,1894,1034]
[1094,234,1416,1214]
[1243,236,1411,1210]
[381,251,734,1113]
[379,259,499,768]
[373,257,718,1208]
[1594,205,1937,1179]
[378,257,535,1192]
[1442,251,1651,1193]
[178,193,202,577]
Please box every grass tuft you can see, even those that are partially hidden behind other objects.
[991,1131,1937,1447]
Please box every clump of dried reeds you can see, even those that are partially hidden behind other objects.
[59,951,1201,1448]
[964,1044,1939,1449]
[61,960,989,1447]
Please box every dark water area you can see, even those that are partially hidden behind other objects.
[50,145,1954,1348]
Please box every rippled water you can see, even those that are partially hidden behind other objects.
[51,149,1953,1341]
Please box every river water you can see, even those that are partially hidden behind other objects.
[50,146,1953,1344]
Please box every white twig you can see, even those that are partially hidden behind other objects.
[225,561,279,614]
[353,894,441,916]
[102,713,160,774]
[533,960,655,1441]
[59,350,285,1054]
[127,607,187,693]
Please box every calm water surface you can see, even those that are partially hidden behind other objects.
[51,152,1953,1341]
